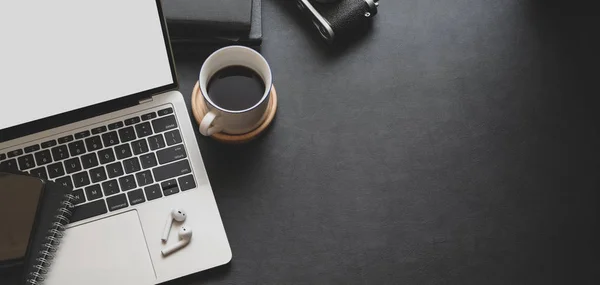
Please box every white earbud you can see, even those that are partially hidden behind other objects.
[161,209,187,242]
[161,226,193,256]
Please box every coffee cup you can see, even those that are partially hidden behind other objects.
[198,46,273,136]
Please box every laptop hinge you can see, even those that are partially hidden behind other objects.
[139,97,153,104]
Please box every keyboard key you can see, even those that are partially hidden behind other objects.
[85,184,103,201]
[70,200,107,223]
[64,157,82,174]
[157,145,187,165]
[71,189,86,205]
[135,122,153,138]
[119,175,137,191]
[164,130,182,146]
[58,135,74,144]
[30,167,48,180]
[157,107,173,116]
[91,126,107,135]
[118,126,137,143]
[8,149,23,158]
[135,170,154,187]
[161,179,179,196]
[51,145,70,161]
[106,162,124,178]
[127,189,146,206]
[18,154,35,170]
[73,171,91,188]
[132,139,149,155]
[152,159,192,181]
[24,144,40,153]
[107,194,129,211]
[98,149,116,164]
[0,153,5,161]
[123,157,141,174]
[101,131,120,147]
[108,121,124,130]
[144,184,163,201]
[55,176,73,189]
[34,150,52,166]
[48,162,65,179]
[141,112,157,121]
[68,140,87,156]
[74,130,90,139]
[114,144,132,160]
[148,134,166,150]
[0,159,18,171]
[41,140,57,149]
[178,175,196,191]
[152,160,191,182]
[81,153,99,169]
[139,153,158,169]
[161,179,177,189]
[85,136,103,152]
[89,166,108,183]
[102,179,120,196]
[152,115,177,133]
[125,117,141,126]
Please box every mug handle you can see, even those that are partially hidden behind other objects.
[199,111,223,136]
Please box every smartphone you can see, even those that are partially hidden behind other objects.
[0,172,46,275]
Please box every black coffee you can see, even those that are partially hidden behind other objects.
[207,65,266,111]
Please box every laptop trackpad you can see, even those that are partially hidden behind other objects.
[44,211,155,285]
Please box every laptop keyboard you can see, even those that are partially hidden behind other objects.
[0,107,197,223]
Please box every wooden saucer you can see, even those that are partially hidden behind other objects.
[191,81,278,144]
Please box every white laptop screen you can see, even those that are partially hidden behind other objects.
[0,0,174,131]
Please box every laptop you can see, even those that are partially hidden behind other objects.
[0,1,231,284]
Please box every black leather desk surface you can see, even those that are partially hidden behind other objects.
[170,1,599,284]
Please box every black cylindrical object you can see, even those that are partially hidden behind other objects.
[296,0,379,44]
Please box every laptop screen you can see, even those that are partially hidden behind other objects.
[0,0,175,131]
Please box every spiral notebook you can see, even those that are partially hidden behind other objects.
[0,172,75,285]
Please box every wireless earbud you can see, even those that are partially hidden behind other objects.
[162,209,187,242]
[161,226,193,256]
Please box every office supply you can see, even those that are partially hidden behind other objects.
[165,0,262,46]
[163,0,252,33]
[0,172,75,285]
[247,0,263,45]
[0,1,231,284]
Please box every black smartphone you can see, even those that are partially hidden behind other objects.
[0,172,46,276]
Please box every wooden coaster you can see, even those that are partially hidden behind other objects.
[191,81,278,144]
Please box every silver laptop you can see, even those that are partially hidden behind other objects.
[0,1,231,284]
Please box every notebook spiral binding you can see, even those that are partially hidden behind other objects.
[25,194,75,285]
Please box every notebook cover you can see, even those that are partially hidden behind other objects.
[21,178,74,284]
[168,0,262,46]
[163,0,253,36]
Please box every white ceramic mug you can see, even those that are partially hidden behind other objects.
[198,46,273,136]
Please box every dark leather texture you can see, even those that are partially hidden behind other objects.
[163,0,253,35]
[169,0,262,46]
[171,0,600,284]
[312,0,374,39]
